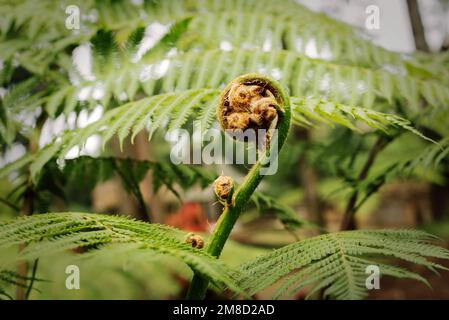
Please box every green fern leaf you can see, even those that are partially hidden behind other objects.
[0,89,431,182]
[0,212,242,293]
[238,229,449,300]
[61,48,448,113]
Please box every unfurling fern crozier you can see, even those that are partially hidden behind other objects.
[217,73,290,148]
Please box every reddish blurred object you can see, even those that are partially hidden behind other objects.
[165,202,208,232]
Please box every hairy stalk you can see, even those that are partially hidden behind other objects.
[186,74,291,299]
[340,135,390,230]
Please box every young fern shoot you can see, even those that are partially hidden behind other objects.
[186,73,291,299]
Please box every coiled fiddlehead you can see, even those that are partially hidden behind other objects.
[186,73,291,299]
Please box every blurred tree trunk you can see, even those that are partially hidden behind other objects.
[441,1,449,52]
[430,166,449,221]
[442,34,449,51]
[407,0,449,222]
[406,0,430,52]
[341,136,390,230]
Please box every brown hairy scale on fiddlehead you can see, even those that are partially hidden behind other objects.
[185,233,204,249]
[218,78,281,138]
[213,175,234,204]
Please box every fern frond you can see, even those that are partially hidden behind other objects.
[292,97,433,142]
[6,3,439,115]
[185,11,426,73]
[0,0,93,74]
[6,4,444,116]
[0,212,242,293]
[0,1,91,38]
[2,0,439,81]
[238,229,449,300]
[0,78,45,146]
[154,49,448,110]
[412,50,449,85]
[400,137,449,171]
[372,135,448,181]
[0,89,430,182]
[41,20,191,116]
[55,48,448,116]
[91,1,442,79]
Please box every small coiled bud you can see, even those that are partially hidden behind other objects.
[213,175,234,203]
[185,232,204,249]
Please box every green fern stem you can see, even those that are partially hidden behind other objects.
[186,73,291,299]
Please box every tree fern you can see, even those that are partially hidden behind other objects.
[238,229,449,300]
[0,212,242,293]
[2,0,448,301]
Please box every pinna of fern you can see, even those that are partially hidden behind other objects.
[1,212,449,300]
[0,85,434,183]
[42,44,449,118]
[2,212,449,300]
[238,229,449,300]
[0,212,243,295]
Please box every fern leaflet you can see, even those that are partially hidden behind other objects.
[238,229,449,299]
[0,212,242,293]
